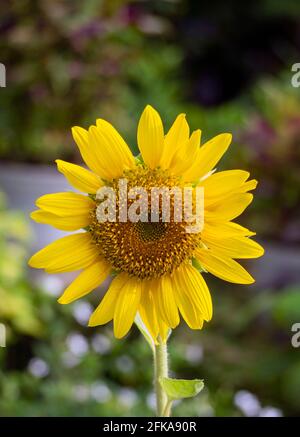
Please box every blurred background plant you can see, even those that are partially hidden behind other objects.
[1,0,300,417]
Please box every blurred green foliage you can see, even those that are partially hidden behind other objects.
[232,76,300,243]
[0,192,42,336]
[0,0,187,162]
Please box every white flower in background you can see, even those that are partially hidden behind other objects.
[73,384,89,402]
[115,355,134,373]
[117,388,138,408]
[234,390,261,417]
[66,332,89,357]
[259,406,283,417]
[90,382,112,403]
[40,275,64,297]
[185,344,203,364]
[73,301,93,325]
[28,358,49,378]
[91,333,111,354]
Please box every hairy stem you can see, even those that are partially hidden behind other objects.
[154,337,170,417]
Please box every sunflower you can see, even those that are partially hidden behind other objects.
[29,105,264,342]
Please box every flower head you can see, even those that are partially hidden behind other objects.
[29,105,264,342]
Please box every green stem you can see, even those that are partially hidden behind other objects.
[154,337,170,417]
[162,399,173,417]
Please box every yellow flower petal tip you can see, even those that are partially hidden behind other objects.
[245,277,255,285]
[30,210,39,221]
[57,296,67,305]
[219,132,232,145]
[175,113,186,121]
[27,257,34,268]
[28,254,41,269]
[145,104,156,111]
[88,317,98,328]
[29,105,263,340]
[255,243,265,258]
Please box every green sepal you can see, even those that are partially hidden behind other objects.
[192,257,205,272]
[134,313,155,352]
[135,153,144,164]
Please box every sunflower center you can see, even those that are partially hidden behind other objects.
[89,166,201,279]
[134,221,167,242]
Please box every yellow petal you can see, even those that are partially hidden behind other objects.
[204,177,258,208]
[170,129,201,175]
[173,269,204,329]
[139,279,170,343]
[200,170,249,203]
[113,276,142,339]
[175,263,212,321]
[58,260,111,304]
[202,235,264,259]
[139,286,159,342]
[88,128,127,180]
[195,249,255,284]
[202,169,250,189]
[183,133,232,182]
[36,192,95,216]
[89,273,127,327]
[162,114,189,168]
[203,221,256,238]
[137,105,164,169]
[156,317,170,343]
[28,233,99,273]
[72,126,104,176]
[97,118,135,170]
[56,159,103,194]
[238,179,258,193]
[157,275,180,328]
[205,193,253,221]
[31,210,90,231]
[189,129,202,150]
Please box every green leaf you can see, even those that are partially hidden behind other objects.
[159,377,204,401]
